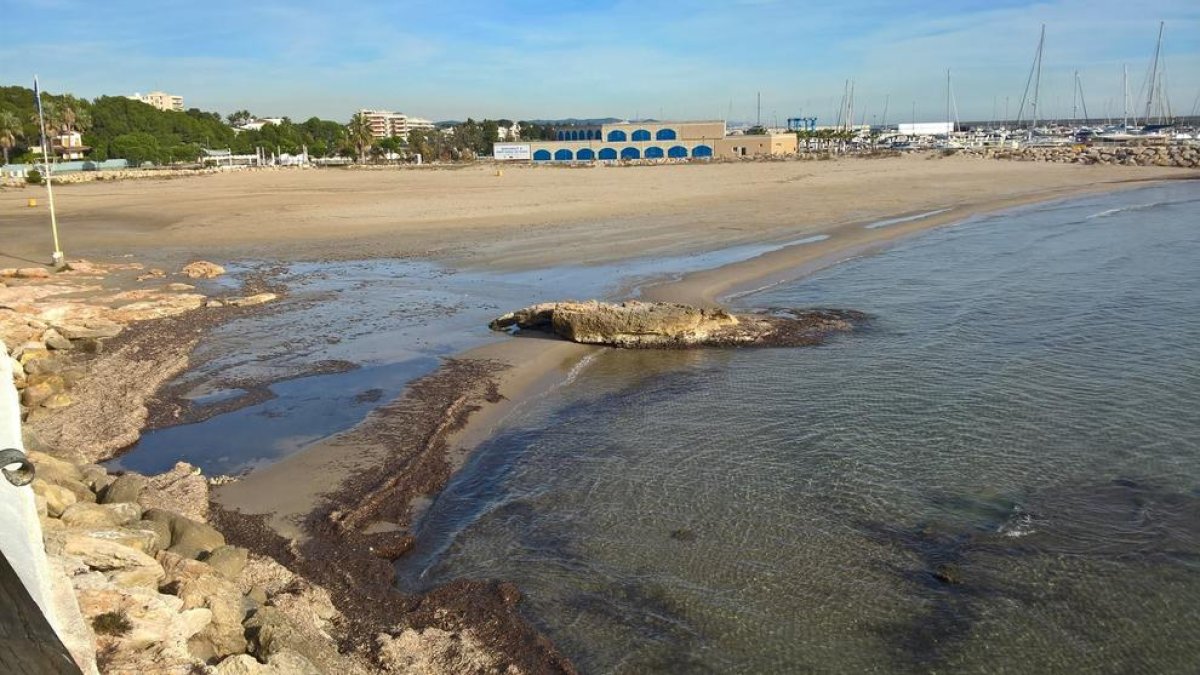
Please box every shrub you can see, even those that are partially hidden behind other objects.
[92,610,133,636]
[25,169,42,184]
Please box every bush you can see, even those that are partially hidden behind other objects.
[92,610,132,636]
[25,169,42,184]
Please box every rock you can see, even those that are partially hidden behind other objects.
[181,261,226,279]
[75,337,104,354]
[224,292,278,307]
[60,502,142,528]
[41,392,72,409]
[79,464,113,492]
[144,508,225,559]
[52,319,123,340]
[243,606,289,658]
[52,529,157,570]
[140,462,210,521]
[27,450,84,483]
[215,650,322,675]
[377,627,501,674]
[31,478,77,517]
[207,300,226,308]
[76,582,211,673]
[102,473,148,505]
[20,381,56,407]
[491,300,864,349]
[12,267,51,279]
[137,519,173,555]
[73,526,161,555]
[178,573,249,660]
[166,282,195,291]
[204,545,249,579]
[42,328,73,350]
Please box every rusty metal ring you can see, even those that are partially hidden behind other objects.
[0,448,35,487]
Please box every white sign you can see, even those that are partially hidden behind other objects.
[493,143,531,160]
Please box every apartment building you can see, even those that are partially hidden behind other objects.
[128,91,185,112]
[357,109,435,140]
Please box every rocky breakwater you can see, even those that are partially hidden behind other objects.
[28,451,366,674]
[1,260,277,459]
[489,300,865,348]
[966,144,1200,168]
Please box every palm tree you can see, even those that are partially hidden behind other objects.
[0,111,22,165]
[346,113,374,162]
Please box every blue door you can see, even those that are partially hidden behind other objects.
[645,146,664,159]
[533,149,552,161]
[668,145,687,158]
[620,147,641,160]
[598,148,617,160]
[577,148,595,160]
[554,149,573,161]
[692,145,713,158]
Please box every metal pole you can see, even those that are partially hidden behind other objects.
[33,77,63,267]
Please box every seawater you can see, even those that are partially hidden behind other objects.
[395,182,1200,674]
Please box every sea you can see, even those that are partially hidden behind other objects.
[394,181,1200,673]
[116,181,1200,673]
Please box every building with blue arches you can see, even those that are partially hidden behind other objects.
[494,120,796,163]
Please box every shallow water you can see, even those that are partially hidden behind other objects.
[396,182,1200,673]
[112,234,836,475]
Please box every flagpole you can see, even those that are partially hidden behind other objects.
[34,76,64,267]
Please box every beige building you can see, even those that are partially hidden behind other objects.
[357,109,435,140]
[519,120,796,161]
[128,91,184,112]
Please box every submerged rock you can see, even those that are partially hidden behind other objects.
[490,300,865,348]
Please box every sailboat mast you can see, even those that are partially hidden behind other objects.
[1032,25,1044,129]
[1143,21,1164,123]
[946,69,952,134]
[1123,64,1129,128]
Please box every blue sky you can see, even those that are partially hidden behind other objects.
[5,0,1198,124]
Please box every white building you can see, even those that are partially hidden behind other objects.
[127,91,184,112]
[235,117,285,132]
[357,109,435,140]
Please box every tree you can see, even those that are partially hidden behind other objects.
[226,110,254,126]
[346,113,374,162]
[0,110,22,165]
[110,132,162,165]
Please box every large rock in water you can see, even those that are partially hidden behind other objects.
[490,300,864,348]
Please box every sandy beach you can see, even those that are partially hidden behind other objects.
[5,156,1194,673]
[2,155,1182,271]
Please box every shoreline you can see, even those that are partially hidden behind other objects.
[209,174,1184,672]
[10,161,1194,673]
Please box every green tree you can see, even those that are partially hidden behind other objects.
[110,132,162,165]
[0,110,22,164]
[226,110,254,126]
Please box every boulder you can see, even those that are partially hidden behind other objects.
[31,478,77,517]
[55,530,161,572]
[140,462,209,521]
[181,261,226,279]
[177,573,249,660]
[204,545,249,579]
[42,328,73,350]
[166,283,196,291]
[60,502,141,528]
[72,526,160,555]
[76,582,211,673]
[224,293,278,307]
[102,473,148,505]
[20,381,56,407]
[137,519,173,555]
[215,650,322,675]
[491,300,864,349]
[51,319,123,340]
[144,508,226,559]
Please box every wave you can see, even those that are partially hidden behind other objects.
[1085,197,1200,220]
[864,208,951,230]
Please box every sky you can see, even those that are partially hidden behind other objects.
[4,0,1199,125]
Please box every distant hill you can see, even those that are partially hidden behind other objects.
[522,118,624,126]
